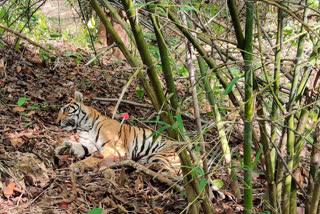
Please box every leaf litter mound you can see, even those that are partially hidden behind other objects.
[0,42,242,213]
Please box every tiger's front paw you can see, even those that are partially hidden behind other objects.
[55,141,86,159]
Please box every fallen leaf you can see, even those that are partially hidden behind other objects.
[26,110,36,116]
[293,168,304,188]
[4,183,16,198]
[59,201,68,208]
[8,136,23,147]
[16,65,21,72]
[13,106,25,112]
[134,176,143,191]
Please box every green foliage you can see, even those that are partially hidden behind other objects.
[24,122,32,127]
[252,146,263,169]
[88,208,103,214]
[212,179,224,189]
[17,97,30,106]
[135,86,145,99]
[199,178,208,192]
[224,76,240,95]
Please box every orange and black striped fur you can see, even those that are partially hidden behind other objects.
[56,91,175,165]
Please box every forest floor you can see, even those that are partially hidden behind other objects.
[0,41,249,213]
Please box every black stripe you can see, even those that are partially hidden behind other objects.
[101,140,111,147]
[132,128,138,159]
[95,123,104,143]
[69,103,79,114]
[78,110,87,124]
[136,128,146,158]
[144,130,155,156]
[118,123,123,137]
[82,145,89,157]
[88,115,100,131]
[151,142,161,154]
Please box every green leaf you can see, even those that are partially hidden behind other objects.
[224,76,240,95]
[88,208,103,214]
[195,145,201,152]
[229,67,240,75]
[20,112,27,116]
[149,125,170,138]
[131,1,154,9]
[24,122,32,128]
[172,123,178,130]
[87,16,96,29]
[181,192,187,198]
[253,170,264,175]
[135,86,144,99]
[252,146,263,169]
[234,153,243,168]
[199,178,208,192]
[17,97,30,106]
[142,120,169,126]
[178,7,200,13]
[212,179,224,189]
[49,33,61,38]
[0,8,6,18]
[175,114,184,133]
[194,167,205,175]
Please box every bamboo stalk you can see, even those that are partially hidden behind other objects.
[309,171,320,214]
[243,1,254,213]
[255,5,277,212]
[178,0,209,192]
[284,2,309,212]
[198,55,241,200]
[306,122,320,213]
[121,1,213,213]
[227,0,244,50]
[271,2,283,181]
[163,8,240,108]
[145,2,200,213]
[121,0,176,129]
[90,0,160,111]
[147,4,179,112]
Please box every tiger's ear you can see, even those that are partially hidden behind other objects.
[74,91,83,103]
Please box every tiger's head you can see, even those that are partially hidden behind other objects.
[56,91,84,131]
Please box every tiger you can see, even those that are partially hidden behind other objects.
[55,92,227,199]
[55,91,176,167]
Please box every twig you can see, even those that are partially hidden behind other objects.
[101,159,184,192]
[85,44,116,66]
[112,65,144,119]
[0,24,55,55]
[93,97,153,108]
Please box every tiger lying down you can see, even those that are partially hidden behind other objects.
[55,91,178,171]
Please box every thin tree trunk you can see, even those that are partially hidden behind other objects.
[243,1,254,213]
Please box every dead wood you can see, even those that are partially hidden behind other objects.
[100,160,184,192]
